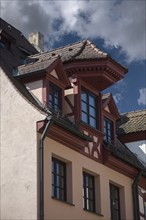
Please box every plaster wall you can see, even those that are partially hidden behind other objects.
[26,80,43,103]
[0,68,45,219]
[44,137,134,220]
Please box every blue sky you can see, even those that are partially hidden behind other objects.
[1,0,146,113]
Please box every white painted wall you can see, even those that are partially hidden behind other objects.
[0,68,45,219]
[26,80,43,103]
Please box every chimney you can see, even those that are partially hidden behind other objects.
[28,32,44,52]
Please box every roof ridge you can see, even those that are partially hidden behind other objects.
[87,39,107,57]
[121,109,146,116]
[29,39,87,58]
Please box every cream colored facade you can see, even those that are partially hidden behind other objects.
[0,68,45,220]
[44,137,134,220]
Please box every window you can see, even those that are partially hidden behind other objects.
[0,35,11,49]
[83,172,95,212]
[81,90,98,128]
[110,184,121,220]
[49,83,61,112]
[52,158,66,201]
[104,117,114,143]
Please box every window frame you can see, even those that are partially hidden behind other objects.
[52,157,66,202]
[81,89,98,129]
[83,172,96,212]
[104,117,114,143]
[48,82,62,113]
[110,183,121,220]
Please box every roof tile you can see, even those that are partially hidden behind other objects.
[117,110,146,134]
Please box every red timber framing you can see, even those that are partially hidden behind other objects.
[37,120,141,179]
[102,148,139,178]
[118,131,146,143]
[64,57,127,91]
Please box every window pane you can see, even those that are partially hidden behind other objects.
[52,158,66,201]
[89,106,96,116]
[88,189,94,200]
[89,95,95,107]
[54,90,59,97]
[49,83,61,112]
[104,118,113,143]
[88,176,94,188]
[81,92,87,101]
[81,90,97,129]
[82,112,88,123]
[81,101,88,112]
[54,97,59,105]
[89,117,96,128]
[108,122,111,129]
[49,94,52,101]
[83,172,95,212]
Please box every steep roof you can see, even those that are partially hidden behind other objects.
[0,18,47,113]
[117,110,146,135]
[0,18,37,74]
[17,39,127,81]
[17,40,107,75]
[18,54,59,75]
[0,18,37,54]
[104,139,145,170]
[31,39,108,61]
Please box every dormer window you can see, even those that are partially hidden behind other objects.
[49,83,62,113]
[81,89,98,129]
[104,117,114,143]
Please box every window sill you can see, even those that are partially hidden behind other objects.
[80,122,103,137]
[83,208,104,217]
[52,197,75,206]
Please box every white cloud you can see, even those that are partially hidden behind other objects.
[113,93,122,104]
[138,88,146,106]
[1,0,146,62]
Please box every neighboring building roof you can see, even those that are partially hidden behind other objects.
[0,18,37,74]
[117,110,146,135]
[104,139,145,170]
[0,18,49,114]
[0,18,37,54]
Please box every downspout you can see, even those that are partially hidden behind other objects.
[40,115,53,220]
[132,170,142,220]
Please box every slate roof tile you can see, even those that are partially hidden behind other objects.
[18,40,108,75]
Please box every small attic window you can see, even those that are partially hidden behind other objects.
[69,48,73,51]
[0,35,11,49]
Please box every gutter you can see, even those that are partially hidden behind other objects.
[39,113,91,219]
[132,170,142,220]
[39,115,53,220]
